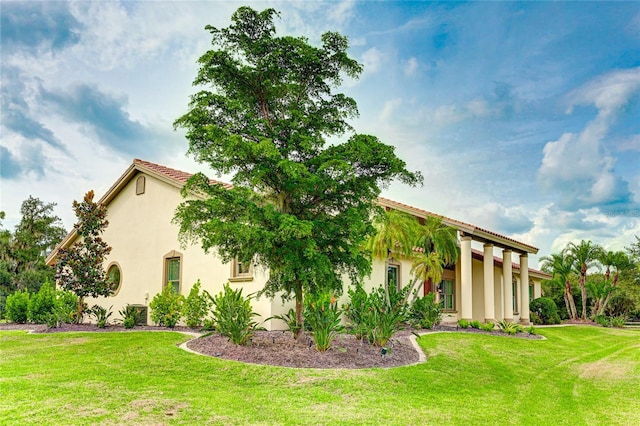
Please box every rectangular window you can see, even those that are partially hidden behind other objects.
[512,280,518,313]
[529,284,534,301]
[230,257,253,281]
[442,279,455,311]
[166,257,180,294]
[387,264,400,291]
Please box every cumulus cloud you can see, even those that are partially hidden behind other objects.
[39,83,164,158]
[466,202,534,235]
[362,47,383,74]
[404,57,419,77]
[539,67,640,210]
[0,1,82,53]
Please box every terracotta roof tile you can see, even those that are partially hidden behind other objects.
[134,158,233,189]
[471,248,551,278]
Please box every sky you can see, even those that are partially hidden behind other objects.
[1,1,639,268]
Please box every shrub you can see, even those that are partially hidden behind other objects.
[5,290,30,323]
[610,316,626,328]
[209,283,261,345]
[594,314,610,327]
[305,293,344,351]
[182,280,211,329]
[54,290,80,325]
[529,297,560,325]
[525,325,537,335]
[344,284,408,347]
[28,281,57,324]
[89,305,113,328]
[480,322,495,331]
[150,285,184,328]
[497,320,519,335]
[267,308,301,338]
[119,306,140,329]
[410,293,442,329]
[469,320,481,329]
[457,319,470,329]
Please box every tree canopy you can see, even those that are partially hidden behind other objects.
[173,6,422,335]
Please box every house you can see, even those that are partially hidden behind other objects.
[46,159,550,327]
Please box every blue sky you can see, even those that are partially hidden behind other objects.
[1,1,639,267]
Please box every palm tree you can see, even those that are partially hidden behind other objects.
[366,209,419,305]
[597,250,633,315]
[541,250,578,320]
[567,240,602,320]
[408,216,459,302]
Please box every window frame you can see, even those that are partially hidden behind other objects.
[163,250,183,294]
[229,257,254,282]
[106,262,122,297]
[387,262,401,292]
[512,278,519,314]
[135,175,146,195]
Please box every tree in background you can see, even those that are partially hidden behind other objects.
[567,240,601,321]
[173,7,421,338]
[541,249,578,320]
[594,250,633,316]
[55,191,111,321]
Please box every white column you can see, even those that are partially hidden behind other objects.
[461,236,473,321]
[520,254,530,324]
[503,249,513,321]
[483,243,495,322]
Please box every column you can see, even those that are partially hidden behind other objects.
[461,236,473,321]
[483,243,495,322]
[502,249,513,322]
[520,254,530,324]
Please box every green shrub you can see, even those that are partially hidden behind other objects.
[150,285,184,327]
[118,306,140,329]
[54,290,80,325]
[344,283,408,347]
[530,297,560,325]
[610,315,626,328]
[594,314,610,327]
[267,308,301,338]
[457,319,470,329]
[469,320,481,329]
[530,312,542,325]
[525,325,537,335]
[209,283,261,345]
[89,305,113,328]
[409,293,442,329]
[480,322,495,331]
[305,293,344,351]
[182,280,211,329]
[28,281,57,324]
[497,319,519,335]
[5,290,30,323]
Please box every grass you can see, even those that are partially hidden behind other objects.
[0,326,638,425]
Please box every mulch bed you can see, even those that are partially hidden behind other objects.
[0,322,543,369]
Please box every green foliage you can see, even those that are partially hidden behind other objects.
[343,283,408,346]
[150,285,184,328]
[525,325,537,335]
[53,290,80,325]
[409,292,442,329]
[173,6,421,333]
[5,290,29,323]
[530,297,561,325]
[267,308,301,338]
[469,320,481,329]
[457,319,470,329]
[209,283,261,345]
[118,306,140,329]
[88,305,113,328]
[479,322,495,331]
[496,320,520,335]
[27,280,56,324]
[609,315,626,328]
[182,280,211,329]
[594,314,610,327]
[304,293,344,351]
[55,191,112,319]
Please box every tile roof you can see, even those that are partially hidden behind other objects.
[471,248,551,279]
[134,158,233,189]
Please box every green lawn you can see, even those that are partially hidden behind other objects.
[0,326,638,425]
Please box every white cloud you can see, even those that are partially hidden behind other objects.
[404,57,418,77]
[539,68,640,210]
[361,47,383,74]
[617,134,640,152]
[466,202,533,235]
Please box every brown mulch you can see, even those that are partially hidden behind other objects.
[0,323,543,369]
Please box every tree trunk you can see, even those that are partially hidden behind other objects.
[580,265,587,321]
[600,271,619,316]
[565,279,578,320]
[76,297,84,324]
[293,281,304,340]
[384,255,390,307]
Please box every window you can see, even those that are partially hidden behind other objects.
[135,175,146,195]
[441,279,455,311]
[529,282,534,301]
[107,262,122,296]
[387,264,400,291]
[163,250,182,293]
[512,279,518,313]
[230,257,253,282]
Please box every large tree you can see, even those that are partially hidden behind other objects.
[567,240,602,321]
[173,7,421,337]
[55,191,112,320]
[541,249,578,320]
[595,250,634,316]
